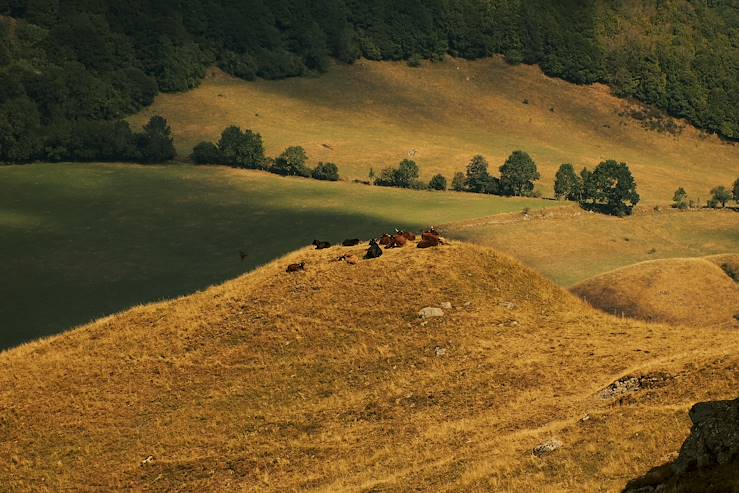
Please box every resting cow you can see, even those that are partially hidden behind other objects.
[342,238,360,246]
[387,234,408,248]
[312,240,331,250]
[286,262,306,272]
[365,239,383,259]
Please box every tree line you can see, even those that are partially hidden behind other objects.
[372,150,640,217]
[192,126,340,182]
[0,0,736,164]
[673,179,739,210]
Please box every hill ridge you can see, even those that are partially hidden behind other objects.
[2,242,738,491]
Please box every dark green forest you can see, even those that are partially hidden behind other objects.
[0,0,737,163]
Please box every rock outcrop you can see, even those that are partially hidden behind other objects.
[623,397,739,492]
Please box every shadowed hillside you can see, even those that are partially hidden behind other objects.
[132,58,739,203]
[2,242,737,491]
[572,256,739,328]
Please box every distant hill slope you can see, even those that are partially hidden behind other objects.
[572,256,739,328]
[2,242,738,491]
[132,59,738,203]
[445,208,739,287]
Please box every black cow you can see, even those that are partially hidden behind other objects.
[342,238,360,246]
[312,240,331,250]
[365,239,383,259]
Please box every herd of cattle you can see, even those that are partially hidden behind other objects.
[286,228,445,272]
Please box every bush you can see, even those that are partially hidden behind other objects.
[429,174,447,190]
[407,54,422,68]
[672,187,688,209]
[465,155,491,193]
[554,163,581,200]
[582,160,640,216]
[710,186,731,208]
[451,172,466,191]
[312,162,340,181]
[191,141,223,165]
[272,146,311,177]
[219,51,257,80]
[499,150,539,196]
[137,116,176,163]
[217,126,265,169]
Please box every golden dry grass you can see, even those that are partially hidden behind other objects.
[572,255,739,328]
[131,57,739,204]
[445,207,739,287]
[2,241,738,491]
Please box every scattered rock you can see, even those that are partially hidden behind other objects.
[463,301,472,307]
[499,301,516,310]
[440,302,452,310]
[533,438,562,457]
[434,346,447,357]
[140,455,155,466]
[509,320,519,327]
[418,307,444,319]
[600,372,673,399]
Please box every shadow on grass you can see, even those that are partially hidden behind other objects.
[0,165,460,350]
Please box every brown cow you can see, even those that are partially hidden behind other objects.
[378,233,393,246]
[418,230,445,248]
[286,262,306,272]
[396,229,416,241]
[387,234,408,248]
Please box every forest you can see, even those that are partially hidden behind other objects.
[0,0,737,163]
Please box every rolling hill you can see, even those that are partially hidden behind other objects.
[2,241,738,491]
[0,163,558,350]
[445,207,739,287]
[131,57,739,203]
[572,256,739,328]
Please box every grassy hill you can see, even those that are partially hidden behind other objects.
[131,57,739,203]
[2,242,738,491]
[572,256,739,328]
[0,163,557,350]
[445,208,739,287]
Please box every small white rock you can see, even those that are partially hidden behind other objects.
[434,347,447,357]
[418,307,444,319]
[440,302,452,310]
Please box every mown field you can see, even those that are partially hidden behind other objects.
[131,57,739,204]
[0,163,558,350]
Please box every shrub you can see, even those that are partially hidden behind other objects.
[451,172,466,191]
[673,187,688,209]
[710,186,731,208]
[312,162,340,181]
[465,155,491,193]
[137,116,176,164]
[554,163,581,200]
[191,141,223,165]
[429,174,447,190]
[217,126,265,169]
[585,160,640,216]
[499,150,540,196]
[272,146,311,177]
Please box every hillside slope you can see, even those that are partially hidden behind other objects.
[572,256,739,328]
[1,242,738,491]
[445,208,739,287]
[131,58,739,203]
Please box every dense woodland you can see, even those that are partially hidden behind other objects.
[0,0,737,163]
